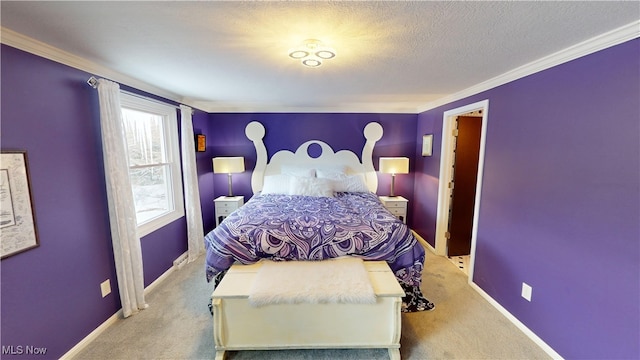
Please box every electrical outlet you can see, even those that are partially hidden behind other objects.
[100,279,111,298]
[521,282,532,302]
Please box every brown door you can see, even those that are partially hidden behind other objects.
[447,116,482,256]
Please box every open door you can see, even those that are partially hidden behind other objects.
[434,100,489,281]
[447,116,482,256]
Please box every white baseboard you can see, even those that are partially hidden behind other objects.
[59,252,189,359]
[58,310,122,360]
[469,282,564,360]
[412,229,562,359]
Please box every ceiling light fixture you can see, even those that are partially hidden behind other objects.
[288,39,336,68]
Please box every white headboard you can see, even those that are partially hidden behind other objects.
[245,121,384,194]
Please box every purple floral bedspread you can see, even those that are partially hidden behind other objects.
[204,192,434,312]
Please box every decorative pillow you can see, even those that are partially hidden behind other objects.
[316,168,368,193]
[288,176,334,197]
[332,175,369,193]
[281,165,316,178]
[261,174,292,195]
[315,166,348,179]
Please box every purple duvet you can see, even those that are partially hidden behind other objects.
[204,192,434,312]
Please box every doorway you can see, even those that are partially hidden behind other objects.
[434,100,489,280]
[447,114,482,257]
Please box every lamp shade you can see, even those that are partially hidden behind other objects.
[379,157,409,174]
[213,157,245,174]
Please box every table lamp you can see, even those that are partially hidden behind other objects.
[213,157,245,197]
[379,157,409,197]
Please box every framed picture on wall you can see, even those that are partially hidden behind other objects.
[196,134,206,152]
[422,134,433,157]
[1,151,39,259]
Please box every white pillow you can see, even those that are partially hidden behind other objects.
[281,165,315,178]
[331,175,369,193]
[315,166,348,178]
[289,176,334,197]
[316,169,368,193]
[261,174,292,195]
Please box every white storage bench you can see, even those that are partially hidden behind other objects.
[210,260,405,360]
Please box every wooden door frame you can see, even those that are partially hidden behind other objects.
[434,100,489,281]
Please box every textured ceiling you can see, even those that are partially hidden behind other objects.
[1,1,638,113]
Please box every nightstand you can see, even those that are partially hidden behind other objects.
[378,196,408,224]
[214,196,244,226]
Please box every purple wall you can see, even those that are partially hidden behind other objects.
[3,34,637,360]
[415,39,640,359]
[193,111,216,233]
[200,113,418,230]
[1,45,189,359]
[412,111,442,245]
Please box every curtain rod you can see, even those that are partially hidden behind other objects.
[87,76,187,111]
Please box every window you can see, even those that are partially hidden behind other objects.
[120,93,184,237]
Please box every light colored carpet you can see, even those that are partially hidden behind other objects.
[72,250,552,360]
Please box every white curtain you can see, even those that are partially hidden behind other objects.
[180,105,205,262]
[96,79,147,318]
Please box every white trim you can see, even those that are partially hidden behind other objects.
[143,264,177,297]
[432,101,561,359]
[434,99,489,285]
[415,226,562,359]
[120,93,185,237]
[410,230,561,358]
[59,253,187,360]
[4,21,636,115]
[185,20,640,113]
[417,21,640,113]
[0,27,191,109]
[469,282,564,360]
[58,309,123,360]
[190,100,422,114]
[467,101,489,282]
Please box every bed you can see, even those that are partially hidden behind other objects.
[204,121,433,313]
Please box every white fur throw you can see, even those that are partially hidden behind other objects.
[248,257,376,307]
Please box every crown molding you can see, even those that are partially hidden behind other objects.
[188,100,421,114]
[1,27,184,105]
[3,20,637,115]
[416,20,640,113]
[0,26,419,114]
